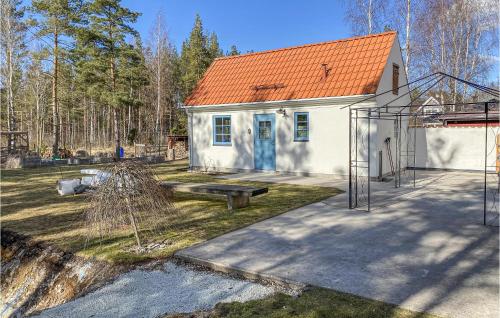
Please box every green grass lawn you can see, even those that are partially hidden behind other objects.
[2,160,439,318]
[169,288,437,318]
[1,160,340,264]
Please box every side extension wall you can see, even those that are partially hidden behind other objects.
[414,127,498,171]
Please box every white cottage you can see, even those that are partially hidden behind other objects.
[184,31,410,177]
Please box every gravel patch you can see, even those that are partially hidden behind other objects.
[34,261,276,318]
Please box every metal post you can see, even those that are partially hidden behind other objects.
[413,114,416,188]
[484,102,488,225]
[378,151,383,180]
[355,109,358,208]
[394,118,398,188]
[349,108,352,209]
[394,115,400,188]
[398,113,402,187]
[368,110,371,212]
[395,117,398,187]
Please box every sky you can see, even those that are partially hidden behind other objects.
[122,0,351,54]
[21,0,498,82]
[123,0,498,82]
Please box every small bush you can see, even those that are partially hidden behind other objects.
[85,160,177,249]
[5,155,22,169]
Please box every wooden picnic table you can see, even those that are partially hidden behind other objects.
[160,182,268,210]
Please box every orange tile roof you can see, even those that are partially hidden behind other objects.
[185,31,397,106]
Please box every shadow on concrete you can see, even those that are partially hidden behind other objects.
[177,170,499,318]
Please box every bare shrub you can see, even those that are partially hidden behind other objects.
[5,155,22,169]
[85,160,176,249]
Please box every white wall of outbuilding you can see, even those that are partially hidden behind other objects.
[189,101,359,175]
[414,126,498,171]
[186,37,420,177]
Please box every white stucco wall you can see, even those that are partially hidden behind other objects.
[371,37,411,177]
[189,103,360,175]
[187,37,411,176]
[414,127,499,171]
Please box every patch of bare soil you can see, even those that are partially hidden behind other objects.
[0,230,124,317]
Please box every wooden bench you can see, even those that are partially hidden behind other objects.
[160,182,268,210]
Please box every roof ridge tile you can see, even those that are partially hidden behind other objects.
[214,31,396,62]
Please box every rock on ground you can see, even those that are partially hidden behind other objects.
[34,262,277,318]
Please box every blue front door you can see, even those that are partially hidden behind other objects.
[254,114,276,170]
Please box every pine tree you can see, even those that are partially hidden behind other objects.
[179,14,210,99]
[121,35,148,138]
[30,0,83,157]
[169,49,186,134]
[179,14,226,103]
[207,32,223,59]
[81,0,140,159]
[228,45,240,56]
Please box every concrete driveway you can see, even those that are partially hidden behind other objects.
[178,171,499,318]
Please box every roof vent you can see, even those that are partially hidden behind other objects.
[321,63,332,79]
[252,83,285,91]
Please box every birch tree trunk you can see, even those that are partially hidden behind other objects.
[4,2,17,150]
[36,93,40,152]
[367,0,372,34]
[405,0,411,77]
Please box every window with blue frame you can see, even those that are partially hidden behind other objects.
[294,112,309,141]
[213,115,231,145]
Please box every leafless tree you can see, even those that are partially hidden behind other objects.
[25,53,50,153]
[146,11,172,148]
[412,0,498,105]
[405,0,411,77]
[346,0,499,106]
[344,0,387,35]
[85,160,177,249]
[1,0,26,148]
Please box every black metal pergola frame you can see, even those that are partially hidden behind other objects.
[346,72,500,226]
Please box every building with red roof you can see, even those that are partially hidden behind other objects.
[184,31,410,175]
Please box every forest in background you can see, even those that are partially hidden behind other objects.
[1,0,498,157]
[1,0,242,157]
